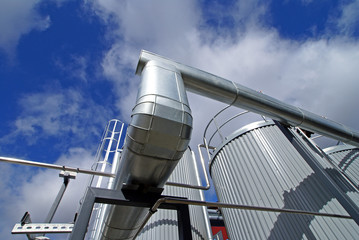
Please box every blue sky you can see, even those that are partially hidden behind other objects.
[1,0,359,239]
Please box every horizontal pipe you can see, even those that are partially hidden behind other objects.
[136,50,359,147]
[160,197,353,219]
[0,156,115,178]
[133,196,352,239]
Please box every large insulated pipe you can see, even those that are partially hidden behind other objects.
[136,50,359,147]
[100,60,192,239]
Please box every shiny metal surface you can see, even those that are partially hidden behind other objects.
[134,196,352,239]
[88,120,125,240]
[0,156,115,178]
[210,122,359,239]
[289,127,359,224]
[193,148,213,240]
[12,223,74,234]
[165,144,210,190]
[116,60,192,188]
[100,60,192,240]
[136,50,359,147]
[136,149,210,240]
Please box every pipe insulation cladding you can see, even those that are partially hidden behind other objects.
[136,50,359,147]
[99,60,193,240]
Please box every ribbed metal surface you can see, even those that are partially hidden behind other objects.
[98,60,193,240]
[210,121,359,240]
[324,145,359,187]
[136,149,210,240]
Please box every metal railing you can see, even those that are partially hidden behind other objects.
[89,119,125,188]
[87,119,125,240]
[202,103,268,155]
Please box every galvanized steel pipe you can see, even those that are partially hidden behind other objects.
[100,60,193,240]
[136,50,359,147]
[0,156,115,178]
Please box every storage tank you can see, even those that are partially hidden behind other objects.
[324,145,359,187]
[136,148,210,240]
[209,120,359,239]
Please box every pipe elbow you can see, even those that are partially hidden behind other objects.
[119,60,193,188]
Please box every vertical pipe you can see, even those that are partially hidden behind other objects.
[99,60,193,240]
[192,150,213,240]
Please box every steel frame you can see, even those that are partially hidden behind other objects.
[69,187,193,240]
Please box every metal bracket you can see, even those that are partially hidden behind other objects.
[69,187,193,240]
[59,170,77,179]
[12,223,74,234]
[12,170,77,239]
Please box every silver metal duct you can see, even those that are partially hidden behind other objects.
[136,50,359,147]
[99,60,192,240]
[136,149,210,240]
[96,50,359,239]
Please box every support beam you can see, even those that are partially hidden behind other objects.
[69,187,193,240]
[12,223,74,234]
[275,121,359,225]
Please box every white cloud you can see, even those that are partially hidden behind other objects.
[88,0,200,43]
[191,35,359,147]
[87,0,359,147]
[0,0,51,57]
[337,0,359,36]
[232,0,268,28]
[2,1,359,238]
[1,87,112,146]
[86,0,203,121]
[0,147,95,240]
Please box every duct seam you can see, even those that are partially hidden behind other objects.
[99,60,192,240]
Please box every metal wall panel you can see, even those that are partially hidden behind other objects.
[324,145,359,187]
[136,149,210,240]
[210,121,359,240]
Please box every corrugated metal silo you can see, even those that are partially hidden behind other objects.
[136,148,210,240]
[210,121,359,240]
[323,145,359,209]
[324,145,359,187]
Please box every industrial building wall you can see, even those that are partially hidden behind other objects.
[210,121,359,240]
[136,148,210,240]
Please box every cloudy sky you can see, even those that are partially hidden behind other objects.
[0,0,359,239]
